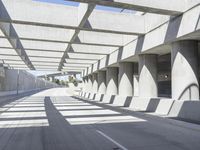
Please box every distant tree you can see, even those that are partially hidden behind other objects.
[55,79,60,85]
[68,76,74,82]
[68,75,78,87]
[65,81,69,87]
[61,80,65,86]
[73,80,78,87]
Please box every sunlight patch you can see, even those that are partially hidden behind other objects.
[66,115,146,125]
[0,119,49,128]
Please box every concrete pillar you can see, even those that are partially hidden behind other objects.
[98,71,106,94]
[0,64,5,91]
[118,62,133,96]
[106,67,118,95]
[133,63,139,96]
[84,76,89,92]
[82,77,86,92]
[139,54,158,98]
[92,73,98,93]
[171,40,199,100]
[88,75,93,93]
[52,76,55,82]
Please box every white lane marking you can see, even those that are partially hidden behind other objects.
[96,130,128,150]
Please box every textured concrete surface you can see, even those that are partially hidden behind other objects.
[97,71,106,94]
[106,67,118,95]
[0,88,200,150]
[0,69,56,96]
[139,54,158,98]
[171,41,199,100]
[118,62,134,96]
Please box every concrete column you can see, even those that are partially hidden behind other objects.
[82,77,86,92]
[139,54,158,98]
[98,71,106,94]
[52,76,55,82]
[0,64,5,91]
[84,76,89,92]
[106,67,118,95]
[133,75,139,96]
[88,75,93,93]
[118,62,133,96]
[171,40,199,100]
[92,73,98,93]
[133,63,139,96]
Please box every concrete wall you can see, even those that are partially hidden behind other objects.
[0,69,57,96]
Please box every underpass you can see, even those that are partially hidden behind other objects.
[0,0,200,149]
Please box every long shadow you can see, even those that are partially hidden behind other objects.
[43,96,91,150]
[43,96,126,150]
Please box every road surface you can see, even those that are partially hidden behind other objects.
[0,88,200,150]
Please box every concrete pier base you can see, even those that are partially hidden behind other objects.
[139,54,158,98]
[98,71,106,94]
[118,62,133,96]
[88,75,93,93]
[92,73,98,93]
[171,40,199,100]
[106,67,118,95]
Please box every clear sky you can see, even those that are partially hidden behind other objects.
[34,0,135,13]
[34,0,79,6]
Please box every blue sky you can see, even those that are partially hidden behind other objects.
[34,0,79,6]
[34,0,134,13]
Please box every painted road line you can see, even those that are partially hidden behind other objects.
[96,130,128,150]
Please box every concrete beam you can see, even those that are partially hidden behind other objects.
[67,53,104,60]
[67,0,186,15]
[70,44,118,55]
[0,23,35,70]
[64,64,90,68]
[86,4,200,74]
[87,10,145,35]
[0,0,145,35]
[58,3,96,71]
[65,59,96,64]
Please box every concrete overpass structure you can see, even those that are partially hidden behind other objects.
[0,0,200,149]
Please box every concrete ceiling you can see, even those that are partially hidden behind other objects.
[0,0,199,75]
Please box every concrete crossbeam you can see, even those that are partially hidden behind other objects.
[87,9,145,35]
[58,3,95,71]
[0,0,145,35]
[85,4,200,75]
[70,44,118,55]
[0,22,34,70]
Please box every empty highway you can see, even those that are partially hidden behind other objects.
[0,88,199,150]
